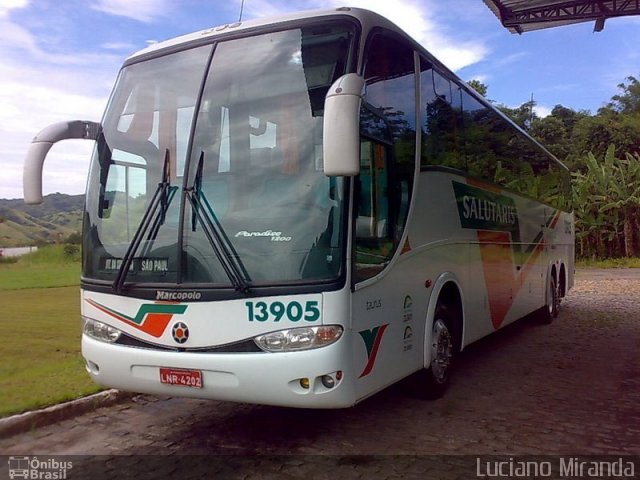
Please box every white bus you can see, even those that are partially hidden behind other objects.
[24,7,574,408]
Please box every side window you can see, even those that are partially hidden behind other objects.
[355,33,416,283]
[461,89,570,209]
[421,62,464,171]
[462,90,497,180]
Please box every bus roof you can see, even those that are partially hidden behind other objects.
[126,7,397,63]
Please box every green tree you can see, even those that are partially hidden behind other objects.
[572,146,619,258]
[530,116,569,159]
[531,105,589,165]
[572,111,640,160]
[571,75,640,161]
[600,149,640,257]
[467,79,488,97]
[549,104,587,132]
[606,75,640,115]
[498,100,537,130]
[572,146,640,258]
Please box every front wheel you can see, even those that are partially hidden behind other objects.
[422,305,455,399]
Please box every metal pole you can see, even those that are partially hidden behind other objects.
[239,0,245,22]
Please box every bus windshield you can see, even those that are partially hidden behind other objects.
[83,23,354,289]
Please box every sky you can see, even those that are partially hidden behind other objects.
[1,0,639,200]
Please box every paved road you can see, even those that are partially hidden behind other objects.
[2,269,639,478]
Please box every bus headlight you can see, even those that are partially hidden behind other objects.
[83,316,122,343]
[254,326,343,352]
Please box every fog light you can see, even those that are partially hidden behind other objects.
[300,378,310,389]
[321,375,335,389]
[85,360,100,374]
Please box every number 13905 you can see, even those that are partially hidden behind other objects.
[245,300,320,322]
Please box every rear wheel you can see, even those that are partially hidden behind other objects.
[540,274,559,324]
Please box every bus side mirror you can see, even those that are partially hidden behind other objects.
[323,73,365,177]
[23,120,100,204]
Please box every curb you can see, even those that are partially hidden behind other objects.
[0,390,134,440]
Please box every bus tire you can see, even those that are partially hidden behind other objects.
[540,274,559,324]
[422,304,455,399]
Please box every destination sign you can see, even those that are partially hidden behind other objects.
[101,257,170,273]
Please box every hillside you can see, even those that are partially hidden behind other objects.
[0,193,84,247]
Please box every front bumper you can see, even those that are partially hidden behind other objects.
[82,334,356,408]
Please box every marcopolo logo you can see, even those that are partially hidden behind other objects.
[156,290,202,301]
[8,456,72,479]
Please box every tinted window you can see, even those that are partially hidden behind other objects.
[355,33,416,282]
[421,62,463,170]
[474,108,569,209]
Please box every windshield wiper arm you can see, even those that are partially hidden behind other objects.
[186,151,251,293]
[144,153,178,252]
[113,149,174,293]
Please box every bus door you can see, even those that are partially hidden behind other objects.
[352,31,419,399]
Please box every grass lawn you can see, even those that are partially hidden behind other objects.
[0,263,80,290]
[0,286,102,417]
[575,257,640,268]
[0,244,81,290]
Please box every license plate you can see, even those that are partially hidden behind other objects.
[159,367,203,389]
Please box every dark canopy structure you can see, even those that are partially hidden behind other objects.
[483,0,640,33]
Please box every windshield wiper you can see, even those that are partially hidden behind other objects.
[143,154,178,255]
[113,149,176,293]
[186,151,251,293]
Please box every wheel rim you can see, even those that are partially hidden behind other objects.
[430,319,453,384]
